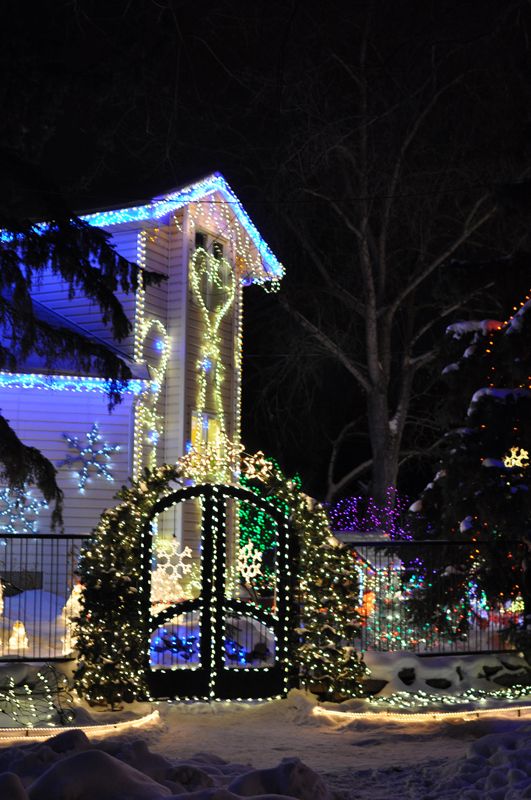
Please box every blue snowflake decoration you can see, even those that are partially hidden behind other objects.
[59,423,120,493]
[0,487,47,535]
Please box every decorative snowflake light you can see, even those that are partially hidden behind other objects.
[151,540,194,613]
[0,487,47,535]
[503,447,529,469]
[58,423,119,492]
[237,541,262,583]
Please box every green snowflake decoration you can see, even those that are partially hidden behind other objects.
[0,486,47,535]
[59,422,119,493]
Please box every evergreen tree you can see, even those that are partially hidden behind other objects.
[410,293,531,638]
[0,209,162,526]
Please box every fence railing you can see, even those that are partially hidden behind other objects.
[342,538,524,655]
[0,534,90,661]
[0,533,524,661]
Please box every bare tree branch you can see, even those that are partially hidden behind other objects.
[279,296,371,393]
[388,203,496,319]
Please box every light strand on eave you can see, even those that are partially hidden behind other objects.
[81,173,284,284]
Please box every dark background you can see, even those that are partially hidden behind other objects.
[3,0,531,500]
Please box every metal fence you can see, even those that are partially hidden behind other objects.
[0,533,524,662]
[0,534,89,661]
[344,538,524,655]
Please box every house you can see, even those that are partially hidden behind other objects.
[0,173,283,547]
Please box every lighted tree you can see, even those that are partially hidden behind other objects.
[410,293,531,636]
[74,464,183,707]
[240,453,367,700]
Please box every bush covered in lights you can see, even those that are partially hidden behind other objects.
[328,488,413,539]
[241,454,368,700]
[74,463,184,707]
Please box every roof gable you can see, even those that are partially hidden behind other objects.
[81,173,284,287]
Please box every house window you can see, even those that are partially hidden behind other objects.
[195,231,207,249]
[190,411,221,450]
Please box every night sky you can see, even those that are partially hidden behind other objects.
[3,0,531,500]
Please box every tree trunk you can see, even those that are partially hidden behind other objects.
[366,389,398,504]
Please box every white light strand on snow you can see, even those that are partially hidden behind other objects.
[0,709,160,739]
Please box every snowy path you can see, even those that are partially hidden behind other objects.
[112,693,526,798]
[1,692,531,798]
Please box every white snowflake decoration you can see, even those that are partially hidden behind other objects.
[0,487,47,535]
[59,422,119,492]
[151,540,194,612]
[237,541,262,583]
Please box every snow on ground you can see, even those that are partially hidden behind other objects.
[2,651,531,798]
[1,690,531,798]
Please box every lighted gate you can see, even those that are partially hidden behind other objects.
[142,484,292,700]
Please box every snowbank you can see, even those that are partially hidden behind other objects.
[0,726,332,799]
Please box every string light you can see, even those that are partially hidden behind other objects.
[82,173,284,285]
[0,709,159,740]
[0,372,145,394]
[503,447,529,469]
[188,247,236,476]
[0,486,47,535]
[58,422,119,493]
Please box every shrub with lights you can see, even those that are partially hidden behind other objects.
[75,450,367,706]
[328,488,413,539]
[74,463,184,707]
[240,454,368,701]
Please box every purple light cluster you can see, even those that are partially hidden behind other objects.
[327,487,413,540]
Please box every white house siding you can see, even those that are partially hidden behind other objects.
[0,387,134,536]
[30,226,138,358]
[162,211,187,467]
[139,225,171,471]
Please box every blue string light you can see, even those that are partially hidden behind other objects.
[81,173,284,282]
[0,372,146,394]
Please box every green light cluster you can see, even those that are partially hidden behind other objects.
[369,684,531,710]
[239,461,300,553]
